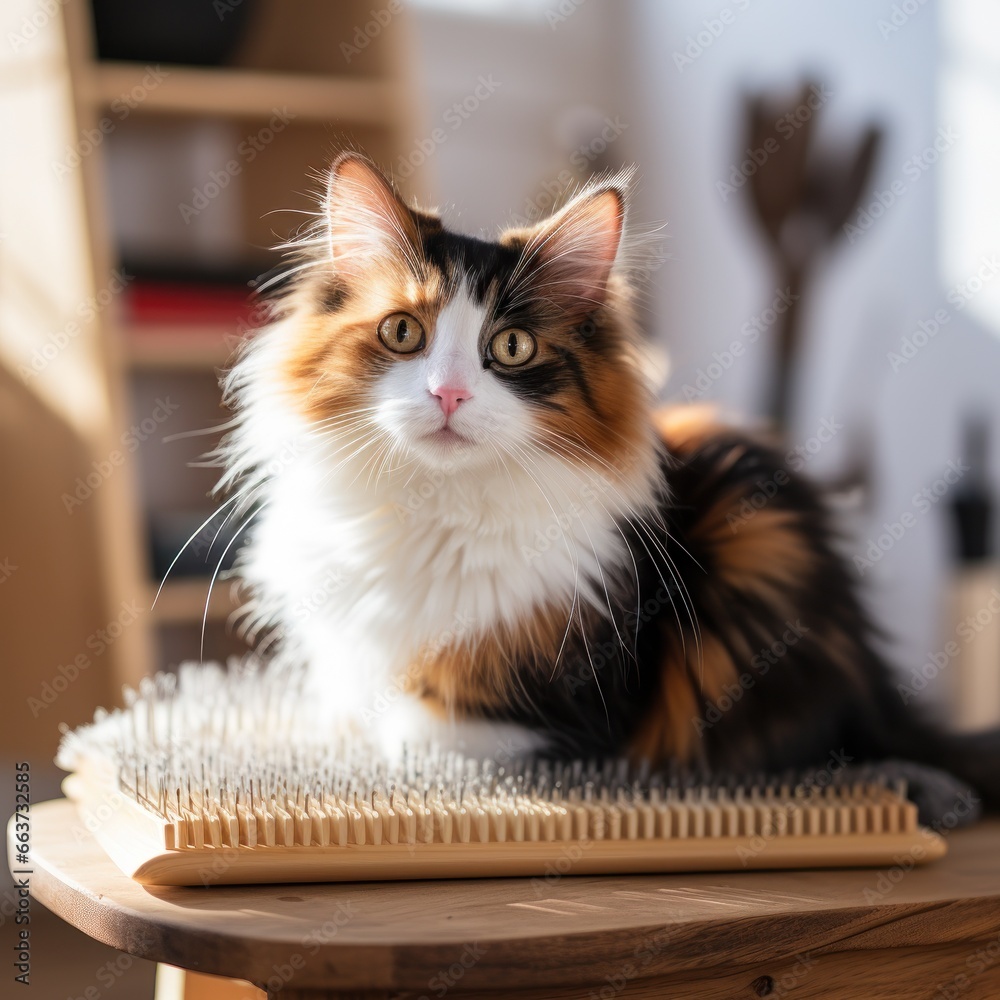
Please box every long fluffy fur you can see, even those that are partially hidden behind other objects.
[218,153,1000,812]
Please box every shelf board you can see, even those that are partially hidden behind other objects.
[124,323,246,370]
[148,578,242,625]
[85,62,399,124]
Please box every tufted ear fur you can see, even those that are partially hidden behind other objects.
[324,153,422,282]
[516,184,625,314]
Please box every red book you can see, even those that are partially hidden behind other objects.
[124,280,257,327]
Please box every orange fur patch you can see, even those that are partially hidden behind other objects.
[282,268,446,424]
[627,632,736,765]
[405,603,575,716]
[654,404,727,455]
[696,490,812,604]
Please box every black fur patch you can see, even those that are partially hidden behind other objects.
[484,428,1000,813]
[553,345,601,417]
[422,230,522,304]
[490,360,570,411]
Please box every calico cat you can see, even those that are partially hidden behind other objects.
[219,152,999,815]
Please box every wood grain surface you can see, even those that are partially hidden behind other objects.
[11,799,1000,997]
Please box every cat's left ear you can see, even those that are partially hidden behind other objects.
[324,152,421,281]
[515,183,626,313]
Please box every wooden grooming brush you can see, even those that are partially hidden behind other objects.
[57,663,946,887]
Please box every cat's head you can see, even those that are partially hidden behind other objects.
[270,153,653,477]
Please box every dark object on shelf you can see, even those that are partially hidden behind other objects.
[149,509,243,580]
[118,256,279,289]
[90,0,258,65]
[741,80,882,428]
[951,416,994,564]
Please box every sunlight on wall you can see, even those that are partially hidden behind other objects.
[0,0,112,441]
[940,0,1000,337]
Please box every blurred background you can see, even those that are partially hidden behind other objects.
[2,0,1000,995]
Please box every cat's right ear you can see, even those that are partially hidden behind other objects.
[324,153,421,281]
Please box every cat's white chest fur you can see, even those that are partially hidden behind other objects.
[223,276,659,753]
[242,427,631,714]
[236,416,649,757]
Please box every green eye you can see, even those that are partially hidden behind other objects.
[489,328,536,367]
[377,312,425,354]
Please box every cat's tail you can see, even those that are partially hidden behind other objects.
[912,726,1000,812]
[872,687,1000,813]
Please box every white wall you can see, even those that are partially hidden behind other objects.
[407,1,632,233]
[625,0,1000,711]
[408,0,1000,713]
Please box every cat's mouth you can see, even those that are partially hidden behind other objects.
[422,426,472,447]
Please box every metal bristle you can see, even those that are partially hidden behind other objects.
[57,662,921,851]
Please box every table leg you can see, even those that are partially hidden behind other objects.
[155,965,264,999]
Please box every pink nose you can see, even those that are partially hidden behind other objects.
[431,385,472,417]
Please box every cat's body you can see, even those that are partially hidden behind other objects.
[220,153,1000,813]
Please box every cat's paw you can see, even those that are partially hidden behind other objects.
[854,759,982,829]
[372,695,548,762]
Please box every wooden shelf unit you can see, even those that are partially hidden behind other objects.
[124,322,245,371]
[51,0,428,689]
[84,62,400,124]
[147,578,240,625]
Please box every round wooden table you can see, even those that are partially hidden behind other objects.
[13,799,1000,999]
